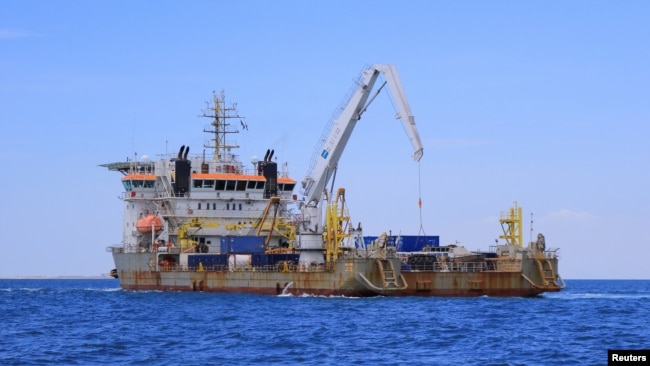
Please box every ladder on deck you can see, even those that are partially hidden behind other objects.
[158,173,179,230]
[376,259,400,289]
[535,258,559,288]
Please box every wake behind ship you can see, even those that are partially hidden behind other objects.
[103,65,564,296]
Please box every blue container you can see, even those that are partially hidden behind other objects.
[250,253,300,266]
[220,236,265,254]
[363,235,440,252]
[188,254,228,268]
[250,254,267,266]
[267,253,299,265]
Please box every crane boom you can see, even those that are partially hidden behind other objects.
[379,64,424,162]
[301,64,424,208]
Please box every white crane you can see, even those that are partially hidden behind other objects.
[296,64,424,258]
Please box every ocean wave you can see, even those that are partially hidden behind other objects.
[545,292,650,300]
[1,279,648,365]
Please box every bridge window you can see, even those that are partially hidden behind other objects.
[215,180,226,190]
[193,180,214,189]
[236,180,247,191]
[225,180,236,191]
[123,179,155,189]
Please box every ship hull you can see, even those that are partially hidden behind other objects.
[112,251,562,297]
[112,251,404,297]
[400,271,555,297]
[400,256,563,297]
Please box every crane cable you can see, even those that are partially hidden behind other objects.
[418,161,426,236]
[382,81,426,236]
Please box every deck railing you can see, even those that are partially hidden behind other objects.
[403,259,523,273]
[106,246,149,254]
[156,262,339,273]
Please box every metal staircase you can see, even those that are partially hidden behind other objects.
[376,259,401,289]
[157,168,179,231]
[355,258,408,295]
[535,258,560,288]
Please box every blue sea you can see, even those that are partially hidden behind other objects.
[0,279,648,365]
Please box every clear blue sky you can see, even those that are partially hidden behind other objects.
[1,1,648,279]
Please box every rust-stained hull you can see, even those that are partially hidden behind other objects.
[400,256,563,297]
[111,250,563,297]
[121,270,370,297]
[400,271,557,297]
[112,251,406,297]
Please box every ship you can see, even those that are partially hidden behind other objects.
[103,64,564,297]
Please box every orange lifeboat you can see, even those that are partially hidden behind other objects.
[136,215,163,233]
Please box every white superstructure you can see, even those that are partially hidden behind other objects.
[102,91,297,254]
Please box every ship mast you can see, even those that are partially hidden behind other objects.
[201,90,243,161]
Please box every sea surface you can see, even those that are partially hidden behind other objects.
[0,279,648,365]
